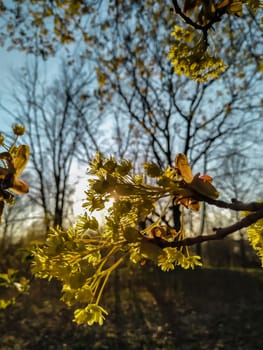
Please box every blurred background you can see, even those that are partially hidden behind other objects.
[0,0,263,348]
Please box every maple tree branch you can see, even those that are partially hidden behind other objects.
[199,197,263,212]
[171,0,227,45]
[171,208,263,248]
[171,0,204,30]
[152,199,263,249]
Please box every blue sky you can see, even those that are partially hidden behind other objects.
[0,46,91,218]
[0,46,62,135]
[0,48,27,132]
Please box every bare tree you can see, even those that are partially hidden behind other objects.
[1,56,101,229]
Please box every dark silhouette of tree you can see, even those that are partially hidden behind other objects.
[1,57,100,228]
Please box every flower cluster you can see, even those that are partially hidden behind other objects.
[74,304,108,326]
[31,152,220,325]
[247,217,263,267]
[168,26,227,82]
[0,125,29,223]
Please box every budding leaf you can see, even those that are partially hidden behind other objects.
[189,175,220,199]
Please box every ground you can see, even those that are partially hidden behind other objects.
[1,266,263,349]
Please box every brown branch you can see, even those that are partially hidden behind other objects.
[171,0,204,30]
[171,0,227,46]
[147,197,263,249]
[200,197,263,212]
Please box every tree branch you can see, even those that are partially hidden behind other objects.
[150,199,263,249]
[171,0,204,30]
[169,207,263,248]
[201,197,263,212]
[171,0,227,46]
